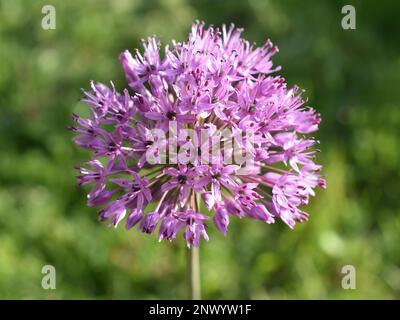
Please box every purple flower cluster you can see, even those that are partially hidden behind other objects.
[70,22,325,247]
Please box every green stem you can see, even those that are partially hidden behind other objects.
[186,246,201,300]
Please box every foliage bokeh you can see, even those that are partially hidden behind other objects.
[0,0,399,299]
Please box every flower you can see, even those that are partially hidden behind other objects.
[70,21,325,247]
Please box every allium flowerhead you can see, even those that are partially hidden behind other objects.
[70,22,325,247]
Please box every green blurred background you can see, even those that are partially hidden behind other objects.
[1,0,399,299]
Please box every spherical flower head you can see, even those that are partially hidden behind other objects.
[69,21,325,247]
